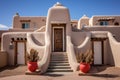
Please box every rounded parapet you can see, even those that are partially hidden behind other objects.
[78,15,89,29]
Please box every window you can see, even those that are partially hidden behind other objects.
[100,21,108,26]
[22,23,30,29]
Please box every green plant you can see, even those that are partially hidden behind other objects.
[76,50,93,64]
[27,49,39,62]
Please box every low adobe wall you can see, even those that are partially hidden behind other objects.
[27,32,45,62]
[71,32,87,46]
[0,51,7,68]
[1,32,27,65]
[71,31,91,53]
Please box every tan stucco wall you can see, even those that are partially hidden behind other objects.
[71,20,78,29]
[2,26,120,67]
[90,16,120,26]
[85,26,120,41]
[91,31,112,65]
[108,32,120,67]
[13,15,46,30]
[1,32,27,65]
[71,32,88,46]
[45,2,71,53]
[67,32,91,71]
[9,29,34,32]
[41,3,72,73]
[78,19,89,29]
[85,26,120,65]
[27,32,45,60]
[105,39,115,65]
[0,30,9,39]
[26,31,50,73]
[0,51,7,68]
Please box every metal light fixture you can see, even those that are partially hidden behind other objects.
[9,38,14,49]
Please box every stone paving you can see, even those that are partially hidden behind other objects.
[0,65,120,80]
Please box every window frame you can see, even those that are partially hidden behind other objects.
[22,23,30,29]
[100,21,108,26]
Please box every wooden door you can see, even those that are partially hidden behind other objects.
[17,42,25,65]
[14,41,26,65]
[93,41,102,65]
[54,28,63,52]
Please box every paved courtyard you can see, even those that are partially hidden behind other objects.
[0,65,120,80]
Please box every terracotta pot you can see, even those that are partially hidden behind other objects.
[80,62,90,73]
[27,62,38,72]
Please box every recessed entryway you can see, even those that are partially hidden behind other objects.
[17,42,26,64]
[93,41,102,65]
[54,28,63,52]
[14,41,27,65]
[52,24,66,52]
[92,38,107,65]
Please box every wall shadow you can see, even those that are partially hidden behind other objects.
[79,65,120,78]
[79,73,119,78]
[0,65,20,72]
[89,65,108,73]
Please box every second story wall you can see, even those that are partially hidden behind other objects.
[90,16,120,26]
[13,13,46,30]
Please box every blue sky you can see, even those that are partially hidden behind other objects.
[0,0,120,30]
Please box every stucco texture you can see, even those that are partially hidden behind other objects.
[0,51,7,68]
[1,32,26,65]
[108,32,120,67]
[67,32,91,71]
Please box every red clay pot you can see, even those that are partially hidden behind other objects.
[80,63,90,73]
[27,62,38,72]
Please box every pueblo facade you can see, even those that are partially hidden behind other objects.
[1,2,120,73]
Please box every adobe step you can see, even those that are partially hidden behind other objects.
[47,52,73,73]
[51,53,67,56]
[49,63,69,66]
[51,58,68,61]
[47,69,73,72]
[51,56,68,58]
[48,66,71,69]
[50,61,68,63]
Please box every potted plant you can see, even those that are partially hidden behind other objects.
[76,50,93,73]
[27,49,39,72]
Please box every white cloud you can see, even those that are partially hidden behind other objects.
[0,24,9,30]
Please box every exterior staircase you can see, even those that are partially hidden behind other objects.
[46,52,73,74]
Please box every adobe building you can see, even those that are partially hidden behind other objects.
[0,2,120,73]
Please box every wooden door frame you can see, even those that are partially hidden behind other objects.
[14,41,27,65]
[51,24,66,52]
[91,38,107,65]
[53,28,64,52]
